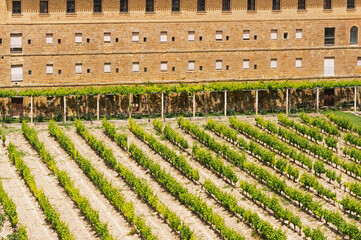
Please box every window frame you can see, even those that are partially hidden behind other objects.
[75,63,82,74]
[347,0,355,9]
[66,0,75,13]
[222,0,231,11]
[46,64,54,74]
[161,61,168,72]
[160,32,167,42]
[295,29,302,39]
[270,59,278,69]
[247,0,255,11]
[350,26,358,45]
[12,1,21,14]
[243,30,250,40]
[272,0,280,10]
[295,58,302,68]
[298,0,305,10]
[11,65,23,82]
[324,0,331,9]
[104,32,111,43]
[46,33,53,44]
[40,1,49,14]
[271,29,277,40]
[132,62,140,72]
[324,27,335,46]
[104,63,111,73]
[94,0,102,13]
[132,32,139,42]
[216,60,222,70]
[188,31,195,41]
[357,57,361,66]
[120,0,128,12]
[188,61,195,71]
[146,0,154,12]
[75,33,82,43]
[172,0,180,12]
[197,0,206,12]
[243,59,250,69]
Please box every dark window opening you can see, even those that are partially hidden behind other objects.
[222,0,230,11]
[144,67,147,72]
[199,66,203,71]
[116,68,119,73]
[347,0,355,9]
[324,0,331,9]
[172,0,180,12]
[12,1,21,14]
[324,27,335,45]
[283,32,288,39]
[87,69,90,73]
[199,36,203,41]
[87,38,90,43]
[172,37,175,41]
[350,26,358,45]
[298,0,305,10]
[144,37,147,42]
[172,67,175,71]
[247,0,255,11]
[28,70,32,75]
[0,38,2,45]
[94,0,102,13]
[40,1,49,14]
[58,39,61,44]
[197,0,205,11]
[254,64,257,69]
[58,69,61,74]
[226,65,229,70]
[226,36,229,40]
[146,0,154,12]
[120,0,128,12]
[254,35,257,40]
[27,39,31,44]
[67,0,75,13]
[272,0,280,10]
[115,38,119,42]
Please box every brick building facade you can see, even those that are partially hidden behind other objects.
[1,0,361,88]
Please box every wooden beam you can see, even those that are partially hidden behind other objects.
[355,86,358,113]
[316,88,320,114]
[97,94,100,121]
[63,96,66,123]
[286,89,289,115]
[193,94,196,118]
[161,92,164,121]
[255,90,259,115]
[30,96,33,124]
[224,91,227,117]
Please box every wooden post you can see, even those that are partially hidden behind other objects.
[97,94,100,121]
[224,91,227,117]
[286,89,289,115]
[161,92,164,121]
[255,90,259,115]
[63,96,66,123]
[193,93,196,118]
[129,94,132,118]
[316,88,320,114]
[30,96,33,124]
[354,86,358,113]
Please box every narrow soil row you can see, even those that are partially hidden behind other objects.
[89,125,221,240]
[146,125,300,239]
[37,128,139,240]
[0,142,58,240]
[128,128,257,240]
[63,126,178,240]
[7,131,98,240]
[172,120,342,240]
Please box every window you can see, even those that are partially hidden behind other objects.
[172,0,180,12]
[104,32,111,43]
[295,58,302,68]
[104,63,111,73]
[132,32,139,42]
[324,57,334,76]
[94,0,102,13]
[67,0,75,13]
[75,33,82,43]
[347,0,355,9]
[273,0,280,10]
[146,0,154,12]
[120,0,128,12]
[0,39,2,45]
[243,59,250,69]
[160,32,167,42]
[46,64,53,74]
[197,0,205,11]
[75,63,82,74]
[247,0,255,10]
[350,26,358,45]
[12,1,21,14]
[188,31,195,41]
[357,57,361,66]
[216,60,222,70]
[283,32,288,39]
[46,33,53,44]
[324,0,331,9]
[11,65,23,82]
[188,61,195,71]
[222,0,230,11]
[271,30,277,40]
[324,27,335,45]
[132,62,139,72]
[216,31,222,41]
[296,29,302,39]
[10,33,22,53]
[243,30,250,40]
[270,59,277,68]
[298,0,305,10]
[161,62,167,72]
[40,1,48,14]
